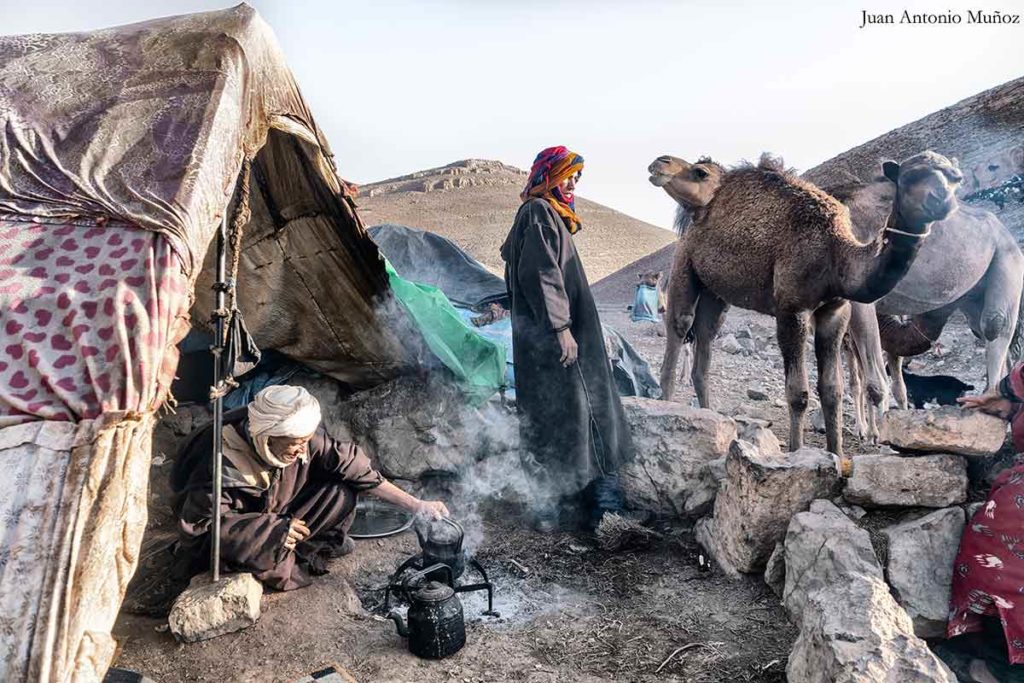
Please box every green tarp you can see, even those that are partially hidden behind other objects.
[383,259,506,404]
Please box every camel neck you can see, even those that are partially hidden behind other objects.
[840,202,930,304]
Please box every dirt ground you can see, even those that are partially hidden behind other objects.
[113,297,996,682]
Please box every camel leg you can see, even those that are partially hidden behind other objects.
[978,254,1023,386]
[678,341,693,388]
[844,337,867,439]
[659,252,702,401]
[777,311,811,452]
[690,293,730,409]
[848,302,888,443]
[888,353,908,409]
[660,326,685,402]
[815,301,851,456]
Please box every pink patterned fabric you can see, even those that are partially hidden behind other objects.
[0,217,190,426]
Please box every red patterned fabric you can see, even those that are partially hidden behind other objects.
[947,362,1024,662]
[0,217,190,426]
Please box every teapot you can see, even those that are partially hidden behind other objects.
[387,564,466,659]
[415,516,466,580]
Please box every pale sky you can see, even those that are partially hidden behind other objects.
[2,0,1022,228]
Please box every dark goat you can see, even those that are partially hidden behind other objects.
[901,370,974,409]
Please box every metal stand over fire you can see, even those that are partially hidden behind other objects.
[383,517,498,617]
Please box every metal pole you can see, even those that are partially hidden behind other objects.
[210,216,229,582]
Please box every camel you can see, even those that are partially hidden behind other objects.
[832,170,1024,441]
[649,151,962,456]
[967,144,1023,194]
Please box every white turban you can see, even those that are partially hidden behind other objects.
[247,385,322,468]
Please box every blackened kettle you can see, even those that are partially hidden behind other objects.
[387,564,465,659]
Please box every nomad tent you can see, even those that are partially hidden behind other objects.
[0,5,439,680]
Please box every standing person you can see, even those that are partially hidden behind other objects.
[500,146,634,532]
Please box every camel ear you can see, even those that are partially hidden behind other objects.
[1011,146,1024,170]
[637,273,643,280]
[654,272,662,281]
[882,161,900,183]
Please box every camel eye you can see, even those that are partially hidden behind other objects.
[988,164,1000,172]
[693,167,709,180]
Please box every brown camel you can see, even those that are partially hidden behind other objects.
[649,151,962,455]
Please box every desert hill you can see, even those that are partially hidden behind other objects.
[591,75,1024,306]
[355,159,675,282]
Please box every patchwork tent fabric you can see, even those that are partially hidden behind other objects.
[0,4,326,278]
[0,5,416,680]
[0,218,189,426]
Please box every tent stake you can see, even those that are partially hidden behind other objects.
[210,216,229,582]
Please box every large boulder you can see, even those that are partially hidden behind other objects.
[303,374,519,481]
[618,399,736,516]
[708,442,841,574]
[882,507,967,638]
[783,500,883,618]
[783,501,955,683]
[843,454,968,508]
[787,574,956,683]
[880,407,1006,458]
[168,573,263,643]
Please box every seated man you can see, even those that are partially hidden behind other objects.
[171,384,448,591]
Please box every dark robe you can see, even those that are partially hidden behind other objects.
[170,408,382,591]
[500,198,633,497]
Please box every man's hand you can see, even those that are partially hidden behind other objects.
[284,518,311,551]
[417,500,450,520]
[557,328,578,367]
[958,390,1016,420]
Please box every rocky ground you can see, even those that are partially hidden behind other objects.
[113,286,1009,682]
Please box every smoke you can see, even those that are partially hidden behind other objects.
[433,399,562,558]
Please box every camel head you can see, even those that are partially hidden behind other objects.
[882,151,963,226]
[648,155,725,209]
[637,271,663,287]
[968,145,1024,192]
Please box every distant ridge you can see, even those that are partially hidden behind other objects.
[356,159,675,281]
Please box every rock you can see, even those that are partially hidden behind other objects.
[880,407,1006,458]
[738,337,758,353]
[781,501,953,682]
[736,327,753,340]
[843,454,968,508]
[707,442,841,573]
[782,500,882,619]
[882,507,966,638]
[683,457,727,517]
[787,574,956,683]
[319,375,519,481]
[619,399,736,516]
[747,386,769,401]
[764,542,785,596]
[719,334,744,355]
[168,573,262,643]
[734,415,782,456]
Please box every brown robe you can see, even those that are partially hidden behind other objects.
[171,408,382,590]
[500,198,633,497]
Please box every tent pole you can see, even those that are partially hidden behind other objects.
[210,216,229,582]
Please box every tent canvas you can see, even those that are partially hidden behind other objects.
[0,5,426,679]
